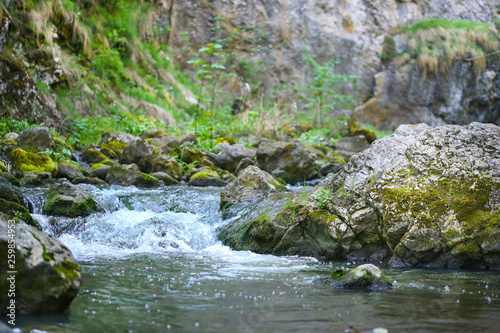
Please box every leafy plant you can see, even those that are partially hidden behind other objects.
[38,148,72,162]
[312,189,332,209]
[294,48,358,126]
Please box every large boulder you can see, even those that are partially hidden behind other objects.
[106,164,161,188]
[215,143,256,173]
[0,213,81,315]
[149,136,181,155]
[317,264,392,290]
[219,123,500,269]
[151,155,183,180]
[17,127,56,152]
[43,183,101,218]
[100,132,141,159]
[120,140,160,173]
[220,165,288,210]
[256,141,319,184]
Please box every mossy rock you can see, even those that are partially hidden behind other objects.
[188,168,225,187]
[0,160,7,172]
[17,127,56,153]
[149,172,180,185]
[0,198,40,229]
[8,148,58,177]
[72,177,107,186]
[43,183,101,218]
[105,164,161,188]
[56,162,85,181]
[81,148,110,164]
[0,172,21,187]
[319,264,392,290]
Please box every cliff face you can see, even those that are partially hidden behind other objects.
[163,0,500,128]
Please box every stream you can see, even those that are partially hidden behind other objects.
[14,185,500,332]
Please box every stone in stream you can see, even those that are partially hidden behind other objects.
[219,123,500,269]
[214,143,256,173]
[120,139,161,173]
[188,167,226,187]
[56,161,85,181]
[43,183,102,218]
[7,148,58,179]
[316,264,392,290]
[0,181,39,229]
[0,213,81,315]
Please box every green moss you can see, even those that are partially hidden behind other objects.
[275,177,287,186]
[43,195,98,218]
[190,170,219,180]
[9,148,58,175]
[0,160,7,172]
[30,232,55,262]
[1,139,17,146]
[58,160,86,173]
[54,260,81,281]
[0,173,22,187]
[135,173,160,187]
[0,198,39,228]
[90,163,106,171]
[331,269,347,279]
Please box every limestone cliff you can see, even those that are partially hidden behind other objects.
[163,0,500,128]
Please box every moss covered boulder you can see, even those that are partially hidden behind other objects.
[8,148,58,178]
[17,127,56,152]
[188,167,226,187]
[0,213,81,315]
[219,123,500,269]
[152,155,182,181]
[43,183,101,218]
[100,132,141,159]
[81,147,113,165]
[0,160,7,172]
[149,136,181,155]
[256,141,319,184]
[181,147,217,168]
[150,172,180,185]
[317,264,392,290]
[106,164,161,188]
[220,165,288,210]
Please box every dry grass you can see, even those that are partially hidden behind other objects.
[403,19,499,77]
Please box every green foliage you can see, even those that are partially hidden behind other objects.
[0,118,44,137]
[68,114,165,148]
[293,48,358,126]
[37,148,72,162]
[380,36,396,62]
[312,189,332,209]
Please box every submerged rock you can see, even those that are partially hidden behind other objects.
[317,264,392,290]
[43,183,101,218]
[256,141,319,184]
[219,123,500,269]
[0,213,81,315]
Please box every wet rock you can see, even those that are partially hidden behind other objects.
[43,183,101,218]
[317,264,392,290]
[56,162,84,181]
[0,182,39,228]
[256,141,319,184]
[0,173,21,187]
[106,164,161,188]
[319,162,344,177]
[0,213,81,315]
[8,148,58,179]
[0,161,7,173]
[150,172,180,185]
[17,127,56,152]
[89,165,111,180]
[220,165,288,210]
[334,136,371,159]
[234,157,255,176]
[188,167,226,187]
[120,140,160,173]
[215,143,256,173]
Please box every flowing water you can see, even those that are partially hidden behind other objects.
[11,185,500,333]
